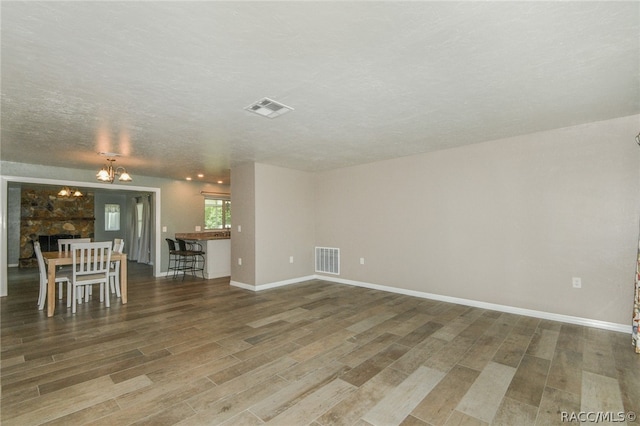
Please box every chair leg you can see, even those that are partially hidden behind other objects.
[181,255,196,280]
[110,265,121,297]
[176,255,184,279]
[181,256,188,280]
[198,254,206,279]
[174,255,185,279]
[37,279,46,310]
[171,256,178,279]
[167,255,176,279]
[72,285,78,314]
[174,256,181,278]
[103,284,110,308]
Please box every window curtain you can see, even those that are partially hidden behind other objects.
[136,195,152,264]
[633,231,640,354]
[126,197,139,261]
[125,195,152,264]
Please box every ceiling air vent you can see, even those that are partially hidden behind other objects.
[244,98,294,118]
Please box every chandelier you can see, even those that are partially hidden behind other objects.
[57,187,83,197]
[96,158,133,183]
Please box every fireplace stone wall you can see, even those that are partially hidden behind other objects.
[19,188,95,267]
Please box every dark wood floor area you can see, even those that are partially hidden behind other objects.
[2,263,639,425]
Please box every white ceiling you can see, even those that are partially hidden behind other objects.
[2,1,638,184]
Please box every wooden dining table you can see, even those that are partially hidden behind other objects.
[42,251,128,317]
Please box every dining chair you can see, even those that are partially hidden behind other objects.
[109,238,124,297]
[58,237,91,300]
[57,238,91,255]
[68,241,112,314]
[33,241,71,310]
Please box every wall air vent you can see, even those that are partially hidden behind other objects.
[315,247,340,275]
[244,98,294,118]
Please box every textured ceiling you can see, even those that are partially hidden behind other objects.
[1,1,639,184]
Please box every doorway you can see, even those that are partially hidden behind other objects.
[1,176,161,297]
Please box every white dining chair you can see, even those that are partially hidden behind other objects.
[58,238,91,255]
[68,241,112,314]
[33,241,71,310]
[109,238,124,297]
[58,238,91,300]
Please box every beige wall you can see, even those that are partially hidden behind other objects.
[230,162,257,285]
[255,163,315,286]
[230,162,316,287]
[314,115,640,325]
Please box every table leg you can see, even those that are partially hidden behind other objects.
[120,258,127,304]
[47,264,56,317]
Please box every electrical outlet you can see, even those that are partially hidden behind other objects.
[360,257,365,265]
[289,256,294,264]
[238,258,242,266]
[572,277,582,288]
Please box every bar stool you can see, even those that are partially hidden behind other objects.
[165,238,181,278]
[176,238,205,279]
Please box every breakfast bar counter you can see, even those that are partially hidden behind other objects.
[175,230,230,241]
[175,231,230,279]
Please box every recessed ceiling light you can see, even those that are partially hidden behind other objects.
[186,177,192,181]
[244,97,293,119]
[197,174,204,178]
[217,180,223,184]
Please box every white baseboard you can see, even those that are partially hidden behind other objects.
[231,275,316,292]
[229,273,631,334]
[8,263,19,268]
[230,280,254,290]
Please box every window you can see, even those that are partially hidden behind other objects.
[105,204,120,231]
[204,198,231,229]
[136,203,144,238]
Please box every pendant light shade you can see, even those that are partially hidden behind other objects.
[96,158,133,183]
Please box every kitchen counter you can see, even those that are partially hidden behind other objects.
[174,231,230,279]
[175,230,230,240]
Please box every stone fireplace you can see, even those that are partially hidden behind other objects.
[19,188,95,268]
[37,234,82,252]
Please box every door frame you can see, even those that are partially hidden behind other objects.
[1,175,161,297]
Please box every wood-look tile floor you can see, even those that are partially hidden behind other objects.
[2,264,639,425]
